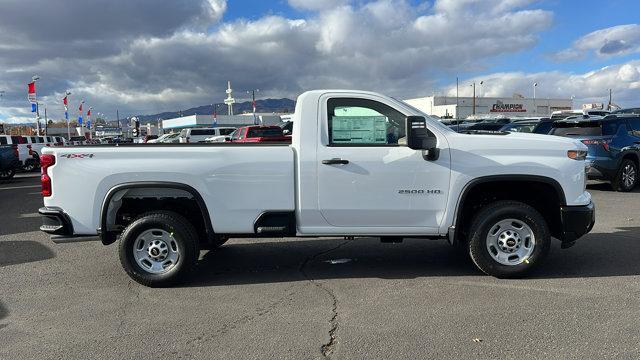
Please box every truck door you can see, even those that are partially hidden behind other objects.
[316,95,451,230]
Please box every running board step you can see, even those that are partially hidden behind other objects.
[256,226,287,234]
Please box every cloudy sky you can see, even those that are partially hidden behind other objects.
[1,0,640,123]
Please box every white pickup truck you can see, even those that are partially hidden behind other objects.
[39,90,595,286]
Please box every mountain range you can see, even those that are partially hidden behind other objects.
[133,98,296,123]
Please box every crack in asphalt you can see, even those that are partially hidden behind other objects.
[299,239,352,358]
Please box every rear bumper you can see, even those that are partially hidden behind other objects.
[559,201,595,246]
[39,206,73,235]
[39,207,100,243]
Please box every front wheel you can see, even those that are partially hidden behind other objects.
[118,211,200,287]
[467,201,550,278]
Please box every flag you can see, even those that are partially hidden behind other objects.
[212,106,217,127]
[78,103,83,112]
[78,115,83,125]
[63,96,68,106]
[27,82,36,103]
[252,99,257,113]
[87,109,91,117]
[87,120,91,129]
[64,111,69,120]
[31,103,37,112]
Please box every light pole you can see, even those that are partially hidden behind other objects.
[533,82,538,114]
[64,91,71,139]
[32,75,41,135]
[247,89,260,124]
[470,82,476,116]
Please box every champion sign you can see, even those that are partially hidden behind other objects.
[490,100,526,113]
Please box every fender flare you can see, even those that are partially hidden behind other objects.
[99,181,214,245]
[450,174,566,244]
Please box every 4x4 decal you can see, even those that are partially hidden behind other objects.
[60,154,95,159]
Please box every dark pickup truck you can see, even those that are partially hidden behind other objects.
[0,145,20,180]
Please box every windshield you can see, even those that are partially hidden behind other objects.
[247,127,284,137]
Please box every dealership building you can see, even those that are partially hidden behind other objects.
[161,114,283,131]
[404,95,573,119]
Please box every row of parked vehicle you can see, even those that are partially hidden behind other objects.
[0,135,71,179]
[444,110,640,192]
[143,122,294,145]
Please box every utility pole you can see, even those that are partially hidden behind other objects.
[44,105,48,136]
[608,89,612,110]
[533,82,538,114]
[247,89,260,125]
[471,82,476,116]
[456,77,460,132]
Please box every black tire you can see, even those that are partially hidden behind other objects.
[118,211,200,287]
[613,159,637,192]
[0,169,16,180]
[467,200,551,278]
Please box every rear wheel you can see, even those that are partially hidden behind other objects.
[0,169,16,180]
[118,211,200,287]
[468,201,550,278]
[613,159,637,192]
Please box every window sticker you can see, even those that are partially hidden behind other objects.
[331,116,388,144]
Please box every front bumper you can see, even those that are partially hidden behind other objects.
[559,201,595,247]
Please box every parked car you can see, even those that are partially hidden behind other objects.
[180,128,236,143]
[549,115,640,191]
[39,89,594,286]
[143,135,158,143]
[551,109,610,121]
[160,133,182,143]
[0,135,39,171]
[69,136,87,146]
[0,144,20,180]
[227,125,290,143]
[500,121,538,133]
[612,108,640,116]
[201,127,237,142]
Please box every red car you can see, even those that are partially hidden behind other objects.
[227,125,291,143]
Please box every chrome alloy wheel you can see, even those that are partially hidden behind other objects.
[622,164,636,189]
[485,218,535,266]
[133,229,180,274]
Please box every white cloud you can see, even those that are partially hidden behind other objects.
[0,0,563,123]
[445,60,640,106]
[554,24,640,61]
[288,0,350,11]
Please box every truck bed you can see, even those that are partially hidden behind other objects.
[42,144,295,234]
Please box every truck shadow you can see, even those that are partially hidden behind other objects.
[184,227,640,287]
[0,301,7,330]
[0,241,55,268]
[587,182,640,193]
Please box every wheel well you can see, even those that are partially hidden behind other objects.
[622,153,639,169]
[455,179,563,244]
[101,185,214,246]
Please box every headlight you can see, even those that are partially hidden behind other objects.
[567,150,587,160]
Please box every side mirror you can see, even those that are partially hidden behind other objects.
[406,116,439,160]
[406,116,436,149]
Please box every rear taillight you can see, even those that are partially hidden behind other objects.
[11,145,18,158]
[41,154,55,197]
[581,139,611,152]
[27,144,33,155]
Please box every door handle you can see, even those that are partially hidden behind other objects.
[322,158,349,165]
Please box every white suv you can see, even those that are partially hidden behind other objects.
[179,127,236,143]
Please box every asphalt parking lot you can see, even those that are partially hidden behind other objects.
[1,175,639,359]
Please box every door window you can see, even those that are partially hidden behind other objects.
[327,98,405,146]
